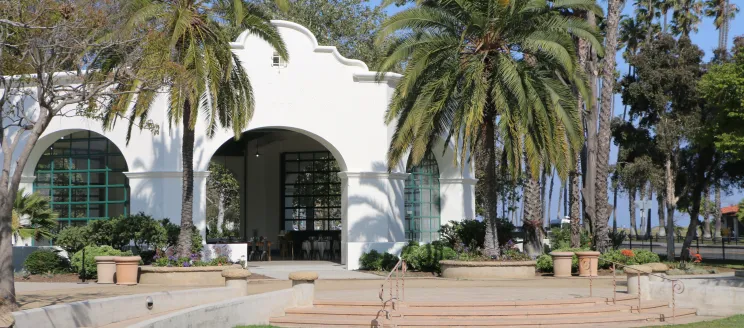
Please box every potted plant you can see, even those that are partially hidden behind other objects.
[95,256,117,284]
[575,251,600,277]
[549,251,574,277]
[114,256,141,285]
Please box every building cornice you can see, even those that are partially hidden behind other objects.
[20,176,36,184]
[338,172,410,180]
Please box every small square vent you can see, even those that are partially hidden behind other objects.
[272,52,287,68]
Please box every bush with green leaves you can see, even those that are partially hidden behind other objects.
[23,249,70,274]
[599,249,661,269]
[402,241,456,273]
[549,227,591,250]
[359,250,399,271]
[439,218,515,249]
[54,226,91,254]
[71,245,132,279]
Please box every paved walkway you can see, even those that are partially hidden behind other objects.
[245,260,382,280]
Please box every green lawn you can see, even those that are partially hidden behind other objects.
[658,315,744,327]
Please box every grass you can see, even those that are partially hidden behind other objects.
[657,315,744,327]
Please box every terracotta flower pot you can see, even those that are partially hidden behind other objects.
[575,251,600,277]
[114,256,141,285]
[550,252,574,277]
[95,256,117,284]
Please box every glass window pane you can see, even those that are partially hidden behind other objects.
[108,155,126,170]
[90,140,106,153]
[89,156,105,169]
[109,174,126,185]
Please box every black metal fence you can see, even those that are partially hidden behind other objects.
[620,234,744,261]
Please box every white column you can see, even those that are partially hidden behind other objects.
[20,176,36,194]
[339,171,409,270]
[439,178,478,224]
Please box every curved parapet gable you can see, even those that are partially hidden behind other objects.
[230,20,401,83]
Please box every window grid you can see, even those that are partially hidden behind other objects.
[405,151,440,243]
[282,151,342,231]
[33,131,129,227]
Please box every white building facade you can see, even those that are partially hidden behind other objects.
[8,21,475,270]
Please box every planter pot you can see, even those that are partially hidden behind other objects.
[439,260,536,279]
[549,252,574,277]
[138,264,242,286]
[575,251,600,277]
[114,256,141,285]
[95,256,117,284]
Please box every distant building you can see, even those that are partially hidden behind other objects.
[721,205,742,238]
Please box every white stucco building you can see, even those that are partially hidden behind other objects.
[6,21,475,270]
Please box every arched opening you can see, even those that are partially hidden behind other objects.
[33,131,129,228]
[207,128,343,261]
[404,150,441,243]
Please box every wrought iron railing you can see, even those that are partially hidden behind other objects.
[377,258,407,321]
[593,256,686,324]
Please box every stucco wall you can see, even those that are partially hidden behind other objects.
[8,20,476,270]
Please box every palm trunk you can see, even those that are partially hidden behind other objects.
[483,116,500,257]
[714,184,722,239]
[639,186,647,236]
[570,161,581,248]
[545,169,554,227]
[703,187,711,239]
[629,188,637,238]
[658,193,667,237]
[594,0,623,252]
[646,184,653,239]
[523,159,543,257]
[556,179,564,224]
[178,99,196,258]
[665,156,676,259]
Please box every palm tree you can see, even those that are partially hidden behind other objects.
[594,0,624,252]
[704,0,739,55]
[671,0,704,37]
[103,0,288,257]
[657,0,677,33]
[11,189,58,245]
[376,0,601,257]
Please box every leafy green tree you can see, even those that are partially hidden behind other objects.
[206,162,240,237]
[11,189,58,244]
[251,0,388,68]
[376,0,601,257]
[103,0,288,257]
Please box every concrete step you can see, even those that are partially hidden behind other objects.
[270,307,697,327]
[313,294,638,309]
[286,301,669,318]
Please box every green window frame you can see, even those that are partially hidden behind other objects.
[281,151,342,231]
[33,131,129,227]
[405,151,440,243]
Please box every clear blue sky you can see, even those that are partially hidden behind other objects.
[374,1,743,230]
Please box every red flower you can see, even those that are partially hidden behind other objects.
[621,249,635,257]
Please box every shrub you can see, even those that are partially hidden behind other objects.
[439,218,515,249]
[550,227,591,250]
[23,249,69,274]
[535,247,588,273]
[359,250,400,271]
[54,226,92,254]
[402,242,456,273]
[599,249,660,269]
[71,246,131,279]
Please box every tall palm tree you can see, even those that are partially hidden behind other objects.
[102,0,288,257]
[656,0,677,33]
[11,189,58,245]
[671,0,704,37]
[376,0,601,257]
[704,0,739,54]
[594,0,624,252]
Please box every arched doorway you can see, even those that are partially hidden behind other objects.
[404,150,441,243]
[33,131,129,228]
[206,128,343,261]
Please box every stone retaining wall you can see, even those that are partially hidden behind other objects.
[138,264,241,286]
[649,277,744,316]
[440,260,537,279]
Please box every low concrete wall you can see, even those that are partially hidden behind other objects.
[130,284,313,328]
[138,265,241,286]
[12,286,243,328]
[649,277,744,316]
[440,260,537,279]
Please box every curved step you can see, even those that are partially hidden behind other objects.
[313,294,638,309]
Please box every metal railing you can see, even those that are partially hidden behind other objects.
[596,256,686,324]
[377,258,407,321]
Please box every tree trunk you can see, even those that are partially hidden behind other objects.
[612,181,618,233]
[177,99,196,258]
[714,184,722,239]
[646,184,653,239]
[556,179,564,224]
[703,187,711,239]
[523,163,543,257]
[581,12,598,238]
[0,200,19,316]
[658,193,667,237]
[681,148,715,261]
[665,155,677,259]
[217,192,226,234]
[629,188,637,238]
[570,162,581,248]
[482,117,500,257]
[546,170,555,227]
[594,0,622,253]
[639,186,647,236]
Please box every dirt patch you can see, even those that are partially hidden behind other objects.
[15,273,81,283]
[358,270,439,278]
